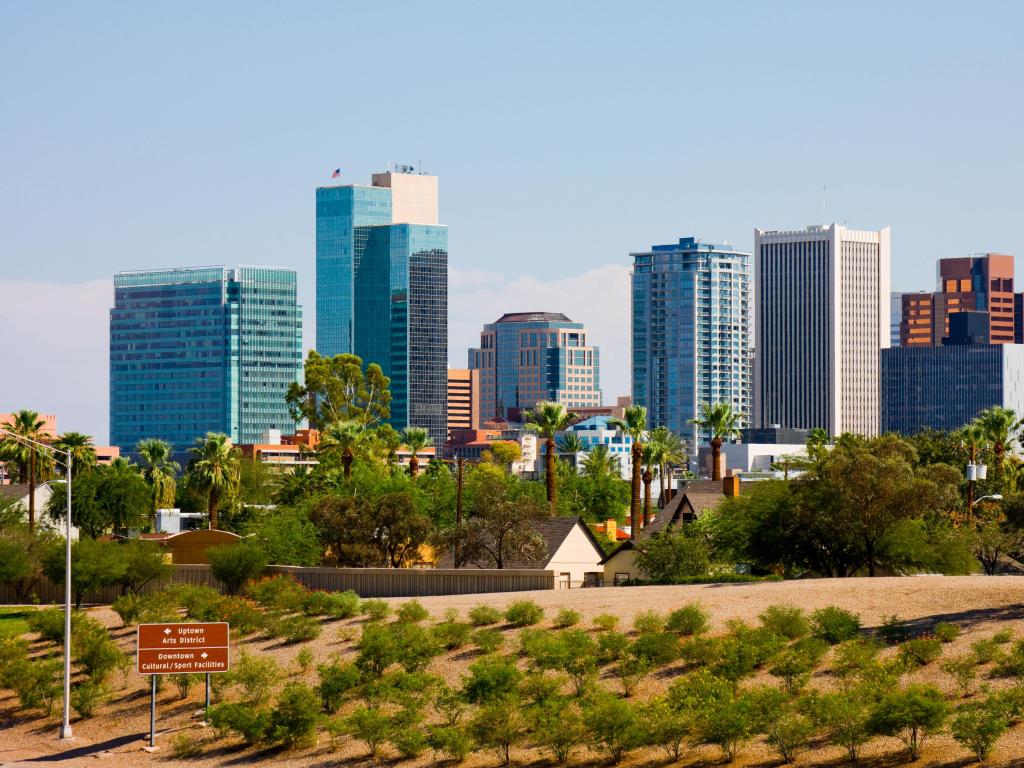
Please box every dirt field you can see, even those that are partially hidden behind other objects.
[3,575,1024,768]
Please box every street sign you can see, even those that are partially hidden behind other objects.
[136,622,230,675]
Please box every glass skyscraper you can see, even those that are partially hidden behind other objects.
[630,237,751,450]
[316,170,448,446]
[109,266,303,455]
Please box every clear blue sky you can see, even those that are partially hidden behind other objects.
[2,1,1023,440]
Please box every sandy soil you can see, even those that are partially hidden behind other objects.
[3,575,1024,768]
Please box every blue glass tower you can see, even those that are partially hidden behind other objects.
[316,171,448,446]
[109,266,303,455]
[630,237,751,450]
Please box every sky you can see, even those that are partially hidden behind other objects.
[2,1,1023,442]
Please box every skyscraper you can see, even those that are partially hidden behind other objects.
[316,169,448,446]
[755,224,891,437]
[630,237,752,447]
[469,313,601,422]
[110,266,303,455]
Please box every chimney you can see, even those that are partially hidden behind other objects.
[723,475,740,497]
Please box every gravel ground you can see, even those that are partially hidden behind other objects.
[3,575,1024,768]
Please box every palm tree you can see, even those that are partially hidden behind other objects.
[185,432,240,530]
[52,432,97,475]
[641,444,659,527]
[137,438,180,530]
[647,426,686,503]
[974,406,1024,471]
[0,410,53,534]
[401,427,432,479]
[524,401,577,507]
[320,420,364,479]
[689,402,741,481]
[610,405,647,540]
[582,443,619,478]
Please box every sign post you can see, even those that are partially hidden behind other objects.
[137,622,230,750]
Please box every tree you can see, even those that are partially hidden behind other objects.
[286,351,390,430]
[185,432,240,530]
[524,401,577,508]
[609,405,647,540]
[0,410,54,534]
[401,427,432,479]
[52,432,97,475]
[319,420,364,479]
[135,438,179,530]
[690,402,741,481]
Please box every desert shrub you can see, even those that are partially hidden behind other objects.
[316,660,361,713]
[469,699,526,767]
[432,621,472,651]
[941,655,978,697]
[666,602,710,636]
[529,698,588,764]
[171,733,203,759]
[616,656,653,697]
[171,673,195,700]
[629,631,679,667]
[208,702,271,745]
[504,600,543,627]
[833,638,883,678]
[593,613,619,631]
[759,605,810,640]
[992,628,1014,644]
[878,614,911,645]
[267,682,320,747]
[868,684,948,761]
[249,575,306,610]
[70,680,106,718]
[473,628,503,654]
[950,699,1008,761]
[553,608,581,628]
[361,599,391,622]
[207,542,267,596]
[468,604,502,626]
[811,606,861,644]
[462,654,521,703]
[274,614,321,644]
[632,610,665,634]
[597,630,630,664]
[346,705,392,756]
[641,697,690,762]
[583,692,643,764]
[396,600,430,623]
[934,622,960,643]
[806,689,873,763]
[223,652,282,705]
[429,724,471,763]
[898,637,943,668]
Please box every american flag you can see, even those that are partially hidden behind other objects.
[331,168,341,179]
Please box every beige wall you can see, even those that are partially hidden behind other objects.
[547,524,603,587]
[371,172,438,225]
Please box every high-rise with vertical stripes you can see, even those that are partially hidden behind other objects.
[754,224,891,437]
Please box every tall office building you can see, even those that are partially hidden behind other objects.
[447,369,481,437]
[316,169,448,446]
[630,237,752,448]
[755,224,891,437]
[899,254,1016,346]
[110,266,303,455]
[469,313,601,421]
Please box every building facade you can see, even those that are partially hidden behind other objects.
[109,266,302,454]
[316,169,448,446]
[447,369,481,437]
[468,313,601,421]
[630,237,751,448]
[755,224,891,437]
[881,344,1024,434]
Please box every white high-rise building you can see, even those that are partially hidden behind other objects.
[754,224,891,437]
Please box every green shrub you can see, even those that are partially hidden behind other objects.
[504,600,543,627]
[70,681,106,718]
[950,699,1007,761]
[898,637,943,668]
[396,600,430,623]
[207,542,267,596]
[934,622,960,643]
[597,630,630,664]
[267,682,320,747]
[593,613,619,631]
[553,608,581,628]
[274,614,321,644]
[462,655,521,703]
[428,724,471,763]
[473,628,503,654]
[529,698,588,764]
[583,692,643,763]
[878,614,911,645]
[811,606,861,644]
[171,733,203,759]
[468,604,502,626]
[759,605,810,640]
[171,672,195,700]
[867,684,948,761]
[209,701,270,745]
[222,652,282,706]
[632,610,665,634]
[629,631,679,667]
[432,621,472,650]
[316,660,361,713]
[361,599,391,622]
[666,602,710,636]
[469,699,526,767]
[347,705,393,756]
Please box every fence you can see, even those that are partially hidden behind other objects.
[0,565,555,605]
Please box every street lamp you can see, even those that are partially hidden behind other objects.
[972,493,1003,507]
[0,427,74,740]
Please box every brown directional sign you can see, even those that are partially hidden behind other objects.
[137,622,230,674]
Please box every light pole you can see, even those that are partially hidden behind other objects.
[0,427,74,740]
